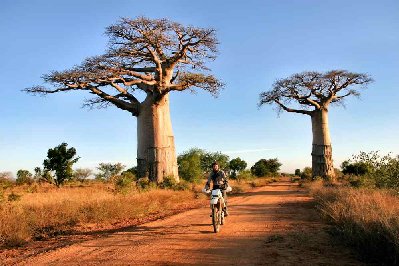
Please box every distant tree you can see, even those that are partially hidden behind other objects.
[300,167,312,180]
[229,157,247,178]
[0,172,13,180]
[251,158,282,177]
[122,166,138,177]
[294,169,301,176]
[95,163,125,181]
[259,70,373,179]
[341,160,369,176]
[25,17,223,183]
[43,143,80,186]
[33,167,42,180]
[177,148,204,182]
[73,168,93,182]
[16,170,33,185]
[200,151,230,172]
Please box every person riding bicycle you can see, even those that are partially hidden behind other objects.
[204,161,229,216]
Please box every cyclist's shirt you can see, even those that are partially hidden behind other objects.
[206,170,227,189]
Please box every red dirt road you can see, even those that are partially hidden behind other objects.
[16,180,362,265]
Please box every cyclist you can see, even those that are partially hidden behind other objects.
[204,161,229,216]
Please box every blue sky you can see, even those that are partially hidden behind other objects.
[1,0,398,176]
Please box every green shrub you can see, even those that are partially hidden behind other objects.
[0,177,14,190]
[8,192,21,202]
[344,151,399,190]
[160,176,177,189]
[136,177,156,191]
[16,170,34,185]
[295,169,301,176]
[173,180,191,191]
[300,167,312,180]
[114,172,135,194]
[236,170,254,182]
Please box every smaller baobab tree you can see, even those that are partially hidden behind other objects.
[259,70,373,179]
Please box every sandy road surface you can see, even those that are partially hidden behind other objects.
[16,180,362,265]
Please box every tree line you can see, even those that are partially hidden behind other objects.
[1,144,282,187]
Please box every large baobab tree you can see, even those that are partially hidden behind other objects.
[259,70,373,179]
[25,17,223,183]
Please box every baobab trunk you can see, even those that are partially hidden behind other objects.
[137,94,179,183]
[311,109,335,179]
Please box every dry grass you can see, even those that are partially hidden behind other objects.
[0,183,206,247]
[0,177,275,248]
[310,181,399,264]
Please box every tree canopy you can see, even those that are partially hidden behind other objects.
[259,70,373,115]
[250,158,282,177]
[43,143,80,186]
[24,17,224,114]
[229,157,247,177]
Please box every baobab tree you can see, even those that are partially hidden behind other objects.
[259,70,373,179]
[25,17,223,183]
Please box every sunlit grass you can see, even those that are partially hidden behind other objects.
[310,181,399,264]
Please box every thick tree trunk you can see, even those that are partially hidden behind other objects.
[137,94,179,183]
[311,109,335,179]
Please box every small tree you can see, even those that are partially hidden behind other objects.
[73,168,93,182]
[341,160,369,176]
[43,143,80,186]
[0,172,13,180]
[259,70,373,179]
[300,167,312,180]
[177,148,204,182]
[294,169,301,176]
[95,163,125,181]
[229,157,247,178]
[16,170,33,185]
[200,151,230,172]
[251,158,282,177]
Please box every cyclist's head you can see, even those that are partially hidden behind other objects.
[211,161,219,172]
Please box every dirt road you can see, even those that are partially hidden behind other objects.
[16,180,362,265]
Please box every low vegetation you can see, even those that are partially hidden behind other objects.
[310,183,399,264]
[306,151,399,264]
[0,181,206,247]
[0,172,277,248]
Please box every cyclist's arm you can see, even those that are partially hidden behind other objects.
[205,174,212,189]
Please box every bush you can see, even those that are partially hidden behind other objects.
[311,186,399,264]
[235,170,254,182]
[300,167,312,180]
[160,176,178,189]
[136,177,156,191]
[16,170,34,185]
[8,192,21,202]
[95,163,125,181]
[160,176,190,191]
[341,160,369,176]
[114,172,135,194]
[343,151,399,190]
[0,177,14,190]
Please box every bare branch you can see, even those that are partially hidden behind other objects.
[26,17,222,112]
[164,72,224,97]
[258,70,373,115]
